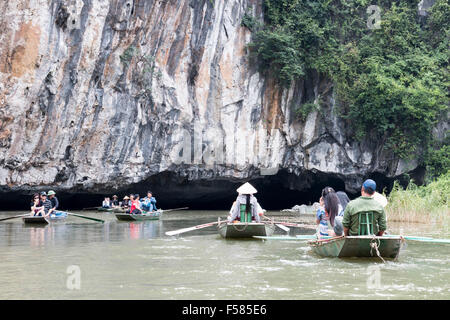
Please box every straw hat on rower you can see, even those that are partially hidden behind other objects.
[123,196,130,200]
[236,182,257,195]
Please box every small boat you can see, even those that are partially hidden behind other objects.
[97,207,113,212]
[308,235,404,259]
[218,221,276,239]
[112,207,128,213]
[22,216,49,224]
[115,210,162,221]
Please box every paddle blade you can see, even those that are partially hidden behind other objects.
[165,221,218,236]
[0,213,30,222]
[161,207,189,213]
[67,212,104,223]
[276,224,290,232]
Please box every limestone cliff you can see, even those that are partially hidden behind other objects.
[0,0,423,206]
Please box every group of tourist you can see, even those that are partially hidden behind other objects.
[316,179,388,237]
[102,191,158,214]
[225,179,388,238]
[30,190,59,217]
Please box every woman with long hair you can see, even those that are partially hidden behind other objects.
[321,187,341,227]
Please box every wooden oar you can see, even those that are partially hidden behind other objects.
[67,212,104,223]
[270,221,317,230]
[275,224,290,233]
[0,213,31,222]
[82,206,100,211]
[161,207,189,213]
[165,221,219,236]
[385,234,450,244]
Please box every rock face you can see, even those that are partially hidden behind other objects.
[0,0,423,206]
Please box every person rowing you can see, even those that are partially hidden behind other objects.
[122,196,130,209]
[342,179,387,236]
[111,195,120,208]
[47,190,59,212]
[227,182,265,223]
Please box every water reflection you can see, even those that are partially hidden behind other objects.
[0,210,448,299]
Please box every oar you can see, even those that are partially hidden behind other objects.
[165,221,219,236]
[270,221,317,230]
[161,207,189,213]
[67,212,104,223]
[385,234,450,244]
[82,206,100,210]
[0,213,31,222]
[275,224,290,233]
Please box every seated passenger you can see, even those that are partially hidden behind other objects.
[141,191,157,212]
[316,196,330,237]
[39,192,54,217]
[129,194,142,214]
[322,187,344,237]
[30,193,44,216]
[102,197,111,208]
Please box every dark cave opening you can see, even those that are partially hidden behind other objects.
[0,169,398,211]
[0,165,419,212]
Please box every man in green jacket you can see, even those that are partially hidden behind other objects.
[342,179,387,236]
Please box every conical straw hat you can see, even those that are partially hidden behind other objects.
[236,182,257,194]
[373,192,388,207]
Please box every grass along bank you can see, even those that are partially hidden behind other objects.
[386,171,449,224]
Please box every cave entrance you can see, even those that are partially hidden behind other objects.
[1,170,386,211]
[56,170,351,211]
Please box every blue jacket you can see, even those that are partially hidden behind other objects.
[141,197,157,211]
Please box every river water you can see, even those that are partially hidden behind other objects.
[0,210,448,299]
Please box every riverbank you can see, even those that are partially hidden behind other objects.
[385,172,449,224]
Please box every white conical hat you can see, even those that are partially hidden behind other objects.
[236,182,257,194]
[373,192,388,207]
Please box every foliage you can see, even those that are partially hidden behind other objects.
[386,171,450,224]
[425,134,450,181]
[245,0,449,160]
[295,101,319,121]
[120,45,137,66]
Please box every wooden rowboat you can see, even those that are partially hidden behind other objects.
[218,222,276,239]
[22,216,49,224]
[115,210,162,221]
[308,235,404,259]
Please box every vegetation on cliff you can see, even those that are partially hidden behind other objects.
[245,0,449,178]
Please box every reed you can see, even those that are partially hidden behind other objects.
[385,171,450,224]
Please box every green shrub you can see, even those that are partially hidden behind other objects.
[246,0,449,160]
[386,171,450,224]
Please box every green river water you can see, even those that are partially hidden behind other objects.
[0,210,449,299]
